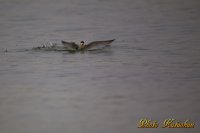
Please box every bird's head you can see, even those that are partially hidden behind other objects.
[80,41,85,46]
[79,41,85,50]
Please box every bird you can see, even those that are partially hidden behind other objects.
[61,39,115,51]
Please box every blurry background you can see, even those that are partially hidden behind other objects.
[0,0,200,133]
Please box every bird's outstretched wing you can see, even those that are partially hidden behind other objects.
[61,41,79,50]
[84,39,115,50]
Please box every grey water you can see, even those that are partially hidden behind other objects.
[0,0,200,133]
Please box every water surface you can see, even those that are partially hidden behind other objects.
[0,0,200,133]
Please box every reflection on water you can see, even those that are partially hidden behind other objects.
[0,0,200,133]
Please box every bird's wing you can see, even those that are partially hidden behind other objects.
[61,41,79,50]
[84,39,115,50]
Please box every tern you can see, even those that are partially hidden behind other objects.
[61,39,115,51]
